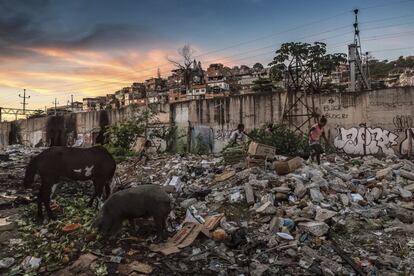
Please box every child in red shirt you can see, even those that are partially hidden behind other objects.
[308,116,329,165]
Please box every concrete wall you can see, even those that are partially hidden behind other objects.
[1,87,413,156]
[0,104,170,147]
[171,87,414,155]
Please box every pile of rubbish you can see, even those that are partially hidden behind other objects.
[1,144,414,275]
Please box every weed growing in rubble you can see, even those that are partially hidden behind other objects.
[9,195,99,274]
[104,109,153,161]
[193,134,210,154]
[104,109,177,160]
[249,124,309,156]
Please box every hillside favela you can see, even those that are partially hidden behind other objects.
[1,0,414,275]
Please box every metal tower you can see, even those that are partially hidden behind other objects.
[281,56,317,135]
[348,9,371,91]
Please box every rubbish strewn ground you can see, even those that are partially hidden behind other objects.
[1,144,414,275]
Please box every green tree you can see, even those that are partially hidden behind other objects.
[252,77,275,92]
[269,42,346,93]
[248,123,308,156]
[253,62,264,71]
[369,56,414,80]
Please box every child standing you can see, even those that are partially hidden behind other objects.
[308,116,329,165]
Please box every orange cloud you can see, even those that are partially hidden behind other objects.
[0,44,239,110]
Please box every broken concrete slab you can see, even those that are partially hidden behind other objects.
[376,167,392,179]
[244,183,255,205]
[370,187,382,201]
[0,217,16,232]
[339,194,349,206]
[399,187,412,199]
[315,207,337,222]
[298,221,329,236]
[294,181,307,198]
[310,188,324,202]
[400,170,414,181]
[405,183,414,192]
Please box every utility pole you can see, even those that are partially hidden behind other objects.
[52,98,59,116]
[18,89,30,114]
[70,95,74,111]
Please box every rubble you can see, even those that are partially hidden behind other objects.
[1,144,414,274]
[298,221,329,236]
[0,257,15,269]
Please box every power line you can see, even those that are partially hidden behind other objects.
[2,43,412,110]
[2,1,414,105]
[0,89,83,104]
[52,25,414,94]
[25,0,414,94]
[2,28,412,107]
[371,46,414,53]
[54,18,414,94]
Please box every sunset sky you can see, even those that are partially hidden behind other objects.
[1,0,414,112]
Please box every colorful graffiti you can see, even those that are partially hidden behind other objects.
[334,127,398,155]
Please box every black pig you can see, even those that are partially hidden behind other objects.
[93,185,171,240]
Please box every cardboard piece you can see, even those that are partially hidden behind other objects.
[203,213,225,231]
[248,142,276,157]
[274,157,303,175]
[150,214,225,255]
[201,213,225,237]
[149,223,201,255]
[246,155,267,168]
[214,170,236,182]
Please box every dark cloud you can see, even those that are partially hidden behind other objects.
[0,0,52,58]
[46,24,160,51]
[0,0,161,60]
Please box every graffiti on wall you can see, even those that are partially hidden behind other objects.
[322,97,349,120]
[30,130,43,147]
[334,127,398,155]
[393,115,413,132]
[400,128,414,155]
[73,133,93,147]
[214,129,232,140]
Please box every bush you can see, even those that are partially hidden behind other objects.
[193,134,210,155]
[105,109,153,150]
[248,124,309,156]
[104,144,135,163]
[104,109,154,162]
[104,109,178,160]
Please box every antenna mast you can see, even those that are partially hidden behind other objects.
[348,9,371,91]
